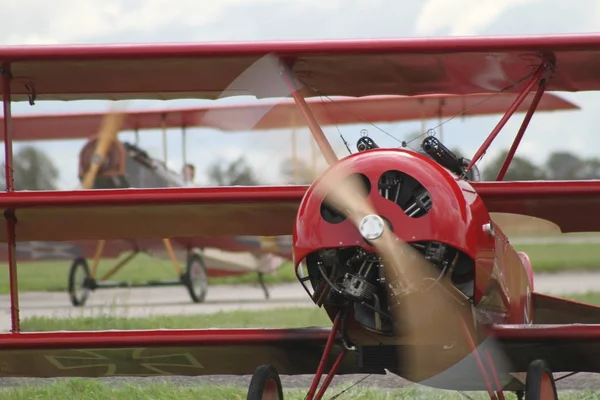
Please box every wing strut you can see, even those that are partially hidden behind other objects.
[496,78,548,181]
[1,61,19,333]
[279,62,338,167]
[466,62,549,172]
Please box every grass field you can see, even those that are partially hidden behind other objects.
[11,379,597,400]
[20,306,332,331]
[19,289,600,332]
[3,241,600,295]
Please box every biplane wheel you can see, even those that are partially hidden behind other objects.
[525,359,558,400]
[183,253,208,303]
[68,257,91,307]
[247,364,283,400]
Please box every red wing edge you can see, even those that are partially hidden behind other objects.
[0,186,308,242]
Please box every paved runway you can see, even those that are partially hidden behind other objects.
[3,270,600,330]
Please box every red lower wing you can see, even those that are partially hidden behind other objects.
[489,293,600,373]
[0,328,378,378]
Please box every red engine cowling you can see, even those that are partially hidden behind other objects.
[292,148,498,334]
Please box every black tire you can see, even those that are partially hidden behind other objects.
[68,257,91,307]
[526,359,558,400]
[247,364,284,400]
[183,253,208,303]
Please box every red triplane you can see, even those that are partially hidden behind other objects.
[0,34,599,400]
[3,92,573,307]
[1,92,573,308]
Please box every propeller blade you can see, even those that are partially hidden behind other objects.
[81,104,128,190]
[199,54,299,131]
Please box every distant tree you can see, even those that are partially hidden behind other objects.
[573,158,600,179]
[545,151,583,180]
[482,150,545,181]
[206,156,260,186]
[0,146,59,191]
[280,157,316,184]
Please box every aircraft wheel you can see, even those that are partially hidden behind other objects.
[184,253,208,303]
[525,359,558,400]
[68,257,91,307]
[247,364,284,400]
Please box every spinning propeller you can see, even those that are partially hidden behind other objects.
[195,53,513,391]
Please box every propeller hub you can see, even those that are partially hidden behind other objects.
[358,214,385,240]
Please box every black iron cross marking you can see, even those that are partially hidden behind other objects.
[45,348,204,376]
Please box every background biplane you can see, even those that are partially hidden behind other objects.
[0,34,599,400]
[2,92,576,308]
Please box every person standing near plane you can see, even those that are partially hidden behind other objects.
[182,163,196,186]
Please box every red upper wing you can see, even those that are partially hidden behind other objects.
[3,93,578,142]
[2,34,600,101]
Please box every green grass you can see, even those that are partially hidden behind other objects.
[1,378,597,399]
[4,241,600,295]
[512,243,600,272]
[20,307,332,332]
[563,291,600,305]
[0,253,298,294]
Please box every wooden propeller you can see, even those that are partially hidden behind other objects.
[80,106,127,190]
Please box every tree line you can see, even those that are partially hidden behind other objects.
[3,145,599,191]
[481,150,600,181]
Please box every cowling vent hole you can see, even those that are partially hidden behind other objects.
[320,173,371,224]
[377,170,432,218]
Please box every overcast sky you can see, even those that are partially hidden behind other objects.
[4,0,600,188]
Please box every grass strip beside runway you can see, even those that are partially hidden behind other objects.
[19,290,600,332]
[21,307,332,331]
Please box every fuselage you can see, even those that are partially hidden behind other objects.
[292,147,533,383]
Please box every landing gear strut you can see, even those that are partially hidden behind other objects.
[246,311,347,400]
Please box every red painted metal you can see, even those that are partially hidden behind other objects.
[487,323,600,340]
[485,350,506,400]
[0,186,306,242]
[314,349,347,400]
[2,34,600,102]
[306,311,342,400]
[0,185,306,208]
[2,64,13,190]
[496,79,548,181]
[0,328,333,349]
[467,65,545,171]
[2,63,19,333]
[293,148,494,269]
[5,213,18,333]
[0,93,578,142]
[460,318,497,400]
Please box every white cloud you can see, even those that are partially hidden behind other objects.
[415,0,542,36]
[3,0,600,190]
